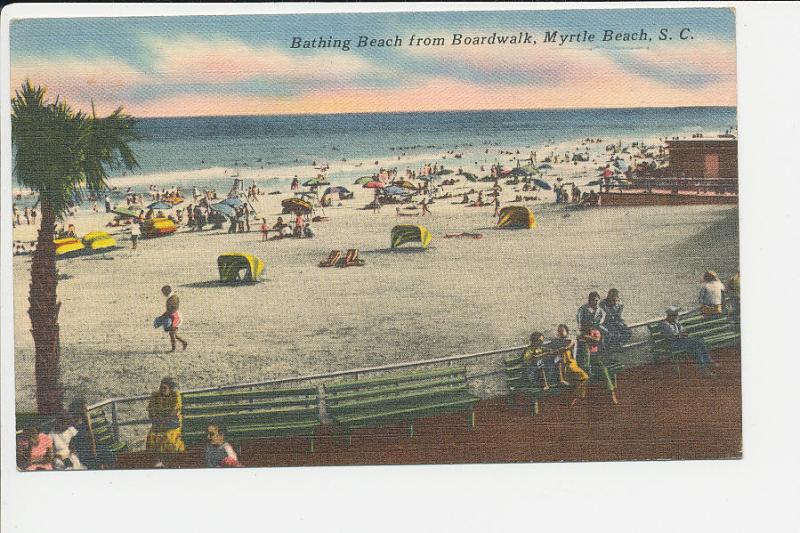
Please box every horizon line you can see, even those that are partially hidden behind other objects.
[133,104,737,121]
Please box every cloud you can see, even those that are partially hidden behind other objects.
[123,72,734,118]
[400,33,736,93]
[9,31,736,118]
[145,35,383,83]
[10,57,149,110]
[605,41,737,88]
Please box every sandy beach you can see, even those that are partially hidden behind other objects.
[12,163,739,411]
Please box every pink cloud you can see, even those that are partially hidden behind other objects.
[10,57,148,112]
[123,72,734,118]
[147,36,382,83]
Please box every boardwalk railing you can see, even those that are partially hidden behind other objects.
[86,306,712,450]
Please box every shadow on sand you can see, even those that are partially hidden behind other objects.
[362,247,431,255]
[179,279,265,289]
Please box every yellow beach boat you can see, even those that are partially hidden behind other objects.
[54,237,86,258]
[82,231,118,252]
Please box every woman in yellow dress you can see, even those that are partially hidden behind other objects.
[554,324,589,407]
[146,377,186,455]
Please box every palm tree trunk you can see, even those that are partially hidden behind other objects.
[28,197,63,415]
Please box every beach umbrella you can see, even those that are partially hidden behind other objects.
[509,167,529,177]
[394,180,417,190]
[222,196,244,208]
[281,198,312,214]
[533,178,552,190]
[354,176,373,185]
[304,176,329,187]
[210,202,236,218]
[383,185,407,196]
[147,201,173,210]
[363,181,384,189]
[112,206,139,218]
[461,172,478,182]
[520,164,540,175]
[324,186,350,196]
[538,163,553,170]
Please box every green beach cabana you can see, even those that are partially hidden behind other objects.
[218,252,265,282]
[497,206,536,229]
[390,224,432,249]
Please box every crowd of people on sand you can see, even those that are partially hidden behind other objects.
[523,270,739,407]
[11,204,38,228]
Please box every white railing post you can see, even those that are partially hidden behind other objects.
[111,401,120,442]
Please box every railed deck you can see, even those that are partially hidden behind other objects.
[116,346,741,469]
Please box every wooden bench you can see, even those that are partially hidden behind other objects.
[181,386,320,452]
[86,406,128,456]
[505,351,624,415]
[647,313,740,376]
[324,367,479,441]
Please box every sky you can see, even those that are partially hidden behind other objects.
[9,8,737,117]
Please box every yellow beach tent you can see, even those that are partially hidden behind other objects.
[54,237,85,258]
[82,231,117,251]
[218,252,265,282]
[390,224,432,249]
[497,206,536,229]
[142,218,177,238]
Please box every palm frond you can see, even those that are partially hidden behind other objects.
[11,81,140,219]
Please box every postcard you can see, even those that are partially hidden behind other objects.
[6,5,740,474]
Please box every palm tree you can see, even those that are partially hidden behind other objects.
[11,80,140,415]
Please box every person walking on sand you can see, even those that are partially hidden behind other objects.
[421,198,431,216]
[158,285,188,353]
[493,195,501,217]
[31,208,37,226]
[130,220,141,250]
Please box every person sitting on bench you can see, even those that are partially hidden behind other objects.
[554,324,589,406]
[523,332,551,390]
[659,306,718,377]
[205,422,241,468]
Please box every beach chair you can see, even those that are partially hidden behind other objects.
[341,249,365,267]
[319,250,341,267]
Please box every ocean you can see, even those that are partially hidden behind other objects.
[13,106,737,201]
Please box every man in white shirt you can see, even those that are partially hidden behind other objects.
[130,220,141,250]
